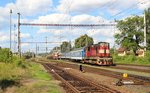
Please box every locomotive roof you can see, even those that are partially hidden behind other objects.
[85,42,109,47]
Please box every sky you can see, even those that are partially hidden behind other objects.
[0,0,149,53]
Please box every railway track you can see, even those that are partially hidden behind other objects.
[54,62,150,85]
[107,66,150,73]
[42,63,120,93]
[116,63,150,67]
[35,58,150,85]
[50,58,150,74]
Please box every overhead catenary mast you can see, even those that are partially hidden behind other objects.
[17,13,21,57]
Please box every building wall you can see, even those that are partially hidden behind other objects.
[118,51,126,56]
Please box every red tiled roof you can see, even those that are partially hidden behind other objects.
[118,47,126,52]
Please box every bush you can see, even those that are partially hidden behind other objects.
[0,63,25,80]
[0,48,12,63]
[125,55,136,62]
[113,50,150,65]
[145,50,150,62]
[0,48,28,80]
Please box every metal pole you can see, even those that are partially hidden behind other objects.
[113,19,116,53]
[36,43,37,56]
[13,24,16,52]
[144,10,147,51]
[45,36,48,54]
[10,9,12,51]
[86,36,88,46]
[17,13,21,57]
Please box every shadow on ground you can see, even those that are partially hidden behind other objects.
[0,79,21,91]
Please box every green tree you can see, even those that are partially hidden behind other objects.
[145,8,150,50]
[60,41,71,52]
[115,16,144,54]
[50,46,60,54]
[75,34,93,48]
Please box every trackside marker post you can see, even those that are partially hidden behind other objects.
[123,73,128,78]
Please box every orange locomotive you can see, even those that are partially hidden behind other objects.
[84,42,113,65]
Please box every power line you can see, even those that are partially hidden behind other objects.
[20,23,116,27]
[99,0,118,10]
[109,1,148,19]
[21,41,62,43]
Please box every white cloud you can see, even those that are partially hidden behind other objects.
[37,28,63,35]
[71,14,104,24]
[138,0,150,10]
[20,33,30,38]
[0,0,53,40]
[34,13,110,25]
[0,32,9,41]
[21,43,29,47]
[16,0,53,16]
[0,0,53,28]
[57,0,111,13]
[37,28,49,33]
[33,13,71,23]
[57,0,149,16]
[87,28,114,38]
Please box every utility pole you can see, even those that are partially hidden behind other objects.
[36,43,37,57]
[144,10,147,51]
[10,9,12,51]
[86,36,88,46]
[113,19,116,53]
[17,13,21,57]
[13,24,16,52]
[45,36,48,54]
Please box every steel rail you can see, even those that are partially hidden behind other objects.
[43,63,80,93]
[42,63,120,93]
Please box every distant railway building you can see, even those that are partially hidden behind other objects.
[136,49,145,57]
[117,47,126,56]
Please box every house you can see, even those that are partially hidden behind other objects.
[117,47,126,56]
[136,49,144,57]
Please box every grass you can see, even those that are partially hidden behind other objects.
[27,62,52,80]
[0,63,25,80]
[12,62,62,93]
[113,55,150,66]
[0,60,26,92]
[15,80,62,93]
[112,51,150,66]
[0,57,63,93]
[0,49,63,93]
